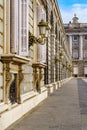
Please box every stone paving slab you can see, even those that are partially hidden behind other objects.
[6,78,87,130]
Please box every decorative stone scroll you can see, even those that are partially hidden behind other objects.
[32,63,46,93]
[3,63,14,103]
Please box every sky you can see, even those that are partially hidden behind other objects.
[57,0,87,23]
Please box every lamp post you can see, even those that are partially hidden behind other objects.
[29,20,50,46]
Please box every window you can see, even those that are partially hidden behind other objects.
[84,51,87,59]
[20,0,28,55]
[73,51,78,59]
[10,0,28,56]
[84,35,87,40]
[73,35,78,41]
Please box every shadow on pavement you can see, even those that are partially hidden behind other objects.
[77,78,87,114]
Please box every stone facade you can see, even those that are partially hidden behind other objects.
[64,14,87,77]
[0,0,72,129]
[0,0,5,102]
[44,0,72,84]
[0,1,47,129]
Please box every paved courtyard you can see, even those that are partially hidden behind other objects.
[6,78,87,130]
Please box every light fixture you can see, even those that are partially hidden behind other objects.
[38,19,51,38]
[59,52,64,60]
[38,19,47,37]
[55,51,64,63]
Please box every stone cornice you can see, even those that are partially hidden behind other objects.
[66,32,87,36]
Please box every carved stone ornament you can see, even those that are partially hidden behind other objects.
[1,54,30,104]
[32,63,46,92]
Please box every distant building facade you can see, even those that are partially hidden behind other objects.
[64,14,87,77]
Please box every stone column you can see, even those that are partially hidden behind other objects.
[36,5,43,63]
[51,33,56,82]
[69,35,72,56]
[3,0,6,54]
[6,0,10,54]
[10,0,18,53]
[79,35,83,60]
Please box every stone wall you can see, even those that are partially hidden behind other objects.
[0,0,4,102]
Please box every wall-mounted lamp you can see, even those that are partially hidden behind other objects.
[29,31,44,46]
[38,19,50,44]
[59,52,64,60]
[29,20,50,46]
[55,51,64,63]
[68,65,73,72]
[38,19,47,37]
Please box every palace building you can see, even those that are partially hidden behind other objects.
[0,0,72,129]
[64,14,87,77]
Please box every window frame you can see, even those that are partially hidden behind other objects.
[84,51,87,59]
[84,35,87,40]
[10,0,29,56]
[73,51,79,59]
[73,35,78,41]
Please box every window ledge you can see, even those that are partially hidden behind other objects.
[32,62,46,68]
[0,54,31,64]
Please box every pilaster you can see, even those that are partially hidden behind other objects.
[3,0,6,54]
[6,0,10,54]
[79,35,83,60]
[69,35,72,56]
[10,0,18,53]
[51,33,56,82]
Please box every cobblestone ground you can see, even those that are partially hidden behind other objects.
[6,78,87,130]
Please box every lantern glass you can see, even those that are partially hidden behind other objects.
[61,55,64,59]
[38,19,51,43]
[39,26,46,36]
[45,29,49,37]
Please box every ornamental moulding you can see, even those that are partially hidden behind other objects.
[29,32,43,46]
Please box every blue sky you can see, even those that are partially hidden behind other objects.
[57,0,87,23]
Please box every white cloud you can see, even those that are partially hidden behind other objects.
[60,4,87,23]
